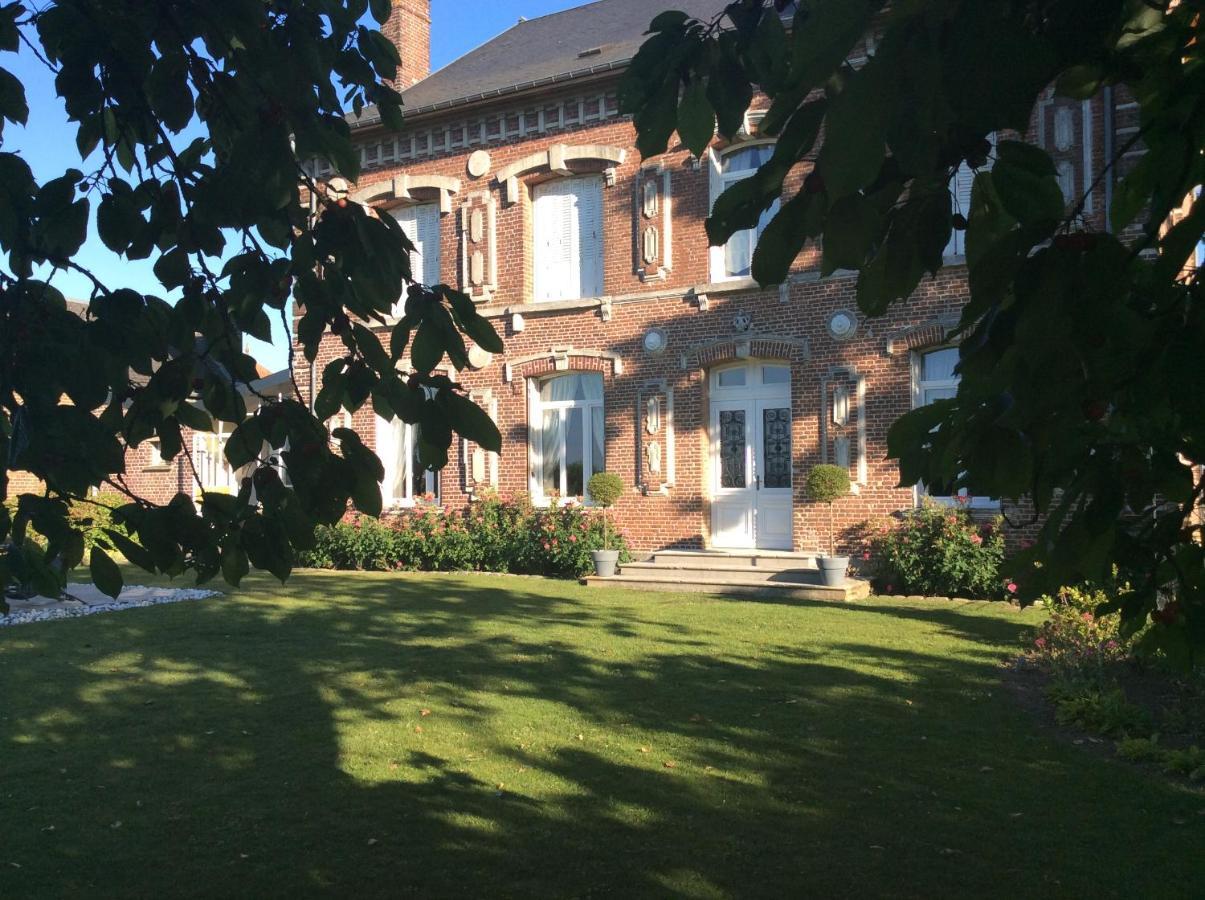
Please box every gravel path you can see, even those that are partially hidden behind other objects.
[2,584,220,627]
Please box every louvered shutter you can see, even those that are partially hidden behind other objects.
[945,133,996,259]
[575,176,604,299]
[534,181,569,301]
[535,177,603,301]
[392,203,440,287]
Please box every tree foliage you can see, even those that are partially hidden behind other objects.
[622,0,1205,661]
[0,0,502,605]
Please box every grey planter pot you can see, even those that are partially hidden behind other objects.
[591,550,620,577]
[817,555,850,587]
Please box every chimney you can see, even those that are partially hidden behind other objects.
[382,0,431,90]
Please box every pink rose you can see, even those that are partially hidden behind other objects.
[569,535,577,543]
[1006,582,1018,594]
[1034,637,1047,649]
[862,551,871,560]
[970,534,983,545]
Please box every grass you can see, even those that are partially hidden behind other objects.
[1,571,1202,899]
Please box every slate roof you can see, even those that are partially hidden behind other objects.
[355,0,726,126]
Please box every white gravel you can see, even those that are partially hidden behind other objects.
[1,584,220,627]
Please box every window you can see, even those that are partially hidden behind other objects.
[711,143,777,281]
[946,133,997,259]
[146,439,167,469]
[389,203,441,288]
[376,415,439,507]
[530,373,604,501]
[912,347,997,508]
[533,175,604,302]
[194,426,240,495]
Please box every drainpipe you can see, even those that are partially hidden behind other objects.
[1103,86,1114,232]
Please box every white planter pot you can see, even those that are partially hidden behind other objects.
[592,550,620,577]
[817,556,850,587]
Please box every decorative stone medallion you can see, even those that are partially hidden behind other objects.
[828,309,858,341]
[642,328,667,354]
[467,344,494,370]
[467,149,491,179]
[732,311,752,333]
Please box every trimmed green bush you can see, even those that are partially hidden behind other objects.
[805,464,850,557]
[586,472,623,550]
[298,493,631,579]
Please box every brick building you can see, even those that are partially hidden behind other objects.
[296,0,1130,555]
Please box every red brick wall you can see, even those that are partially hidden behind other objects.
[382,0,431,91]
[294,40,1110,555]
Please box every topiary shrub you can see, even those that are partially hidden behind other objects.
[805,464,850,557]
[587,472,623,551]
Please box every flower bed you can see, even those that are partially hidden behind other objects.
[298,493,631,579]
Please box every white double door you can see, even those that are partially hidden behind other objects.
[709,364,793,550]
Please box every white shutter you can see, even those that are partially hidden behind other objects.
[945,163,974,258]
[576,176,604,299]
[391,203,440,288]
[534,177,603,301]
[533,181,567,301]
[945,133,996,260]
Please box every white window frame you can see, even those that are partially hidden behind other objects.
[709,141,778,283]
[146,438,167,470]
[532,175,604,302]
[528,373,605,505]
[911,346,999,509]
[376,414,439,509]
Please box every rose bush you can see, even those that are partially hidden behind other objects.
[867,498,1006,599]
[299,493,631,579]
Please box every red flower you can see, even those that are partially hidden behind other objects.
[1006,582,1018,594]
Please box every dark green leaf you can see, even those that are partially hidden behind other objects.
[89,546,123,600]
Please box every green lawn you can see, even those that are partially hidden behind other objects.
[1,572,1201,898]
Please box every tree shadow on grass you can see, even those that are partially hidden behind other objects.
[0,572,1201,899]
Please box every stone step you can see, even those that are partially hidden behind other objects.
[582,573,871,603]
[647,549,820,572]
[619,561,820,584]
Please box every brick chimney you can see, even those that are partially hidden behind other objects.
[382,0,431,90]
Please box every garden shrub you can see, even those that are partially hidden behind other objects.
[1027,581,1131,676]
[867,498,1005,598]
[1048,682,1151,737]
[298,493,631,579]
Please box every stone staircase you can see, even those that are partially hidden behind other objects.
[581,549,871,602]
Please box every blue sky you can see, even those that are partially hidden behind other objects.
[4,0,592,372]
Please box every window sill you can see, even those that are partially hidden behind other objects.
[142,465,172,473]
[474,296,604,319]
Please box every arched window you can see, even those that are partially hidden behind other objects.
[529,373,604,501]
[710,143,777,281]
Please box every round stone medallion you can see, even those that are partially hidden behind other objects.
[828,309,858,341]
[642,328,668,354]
[467,343,494,370]
[467,150,491,179]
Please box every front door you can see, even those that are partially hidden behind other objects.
[709,363,793,550]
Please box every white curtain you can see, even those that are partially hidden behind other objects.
[538,375,603,495]
[391,418,409,501]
